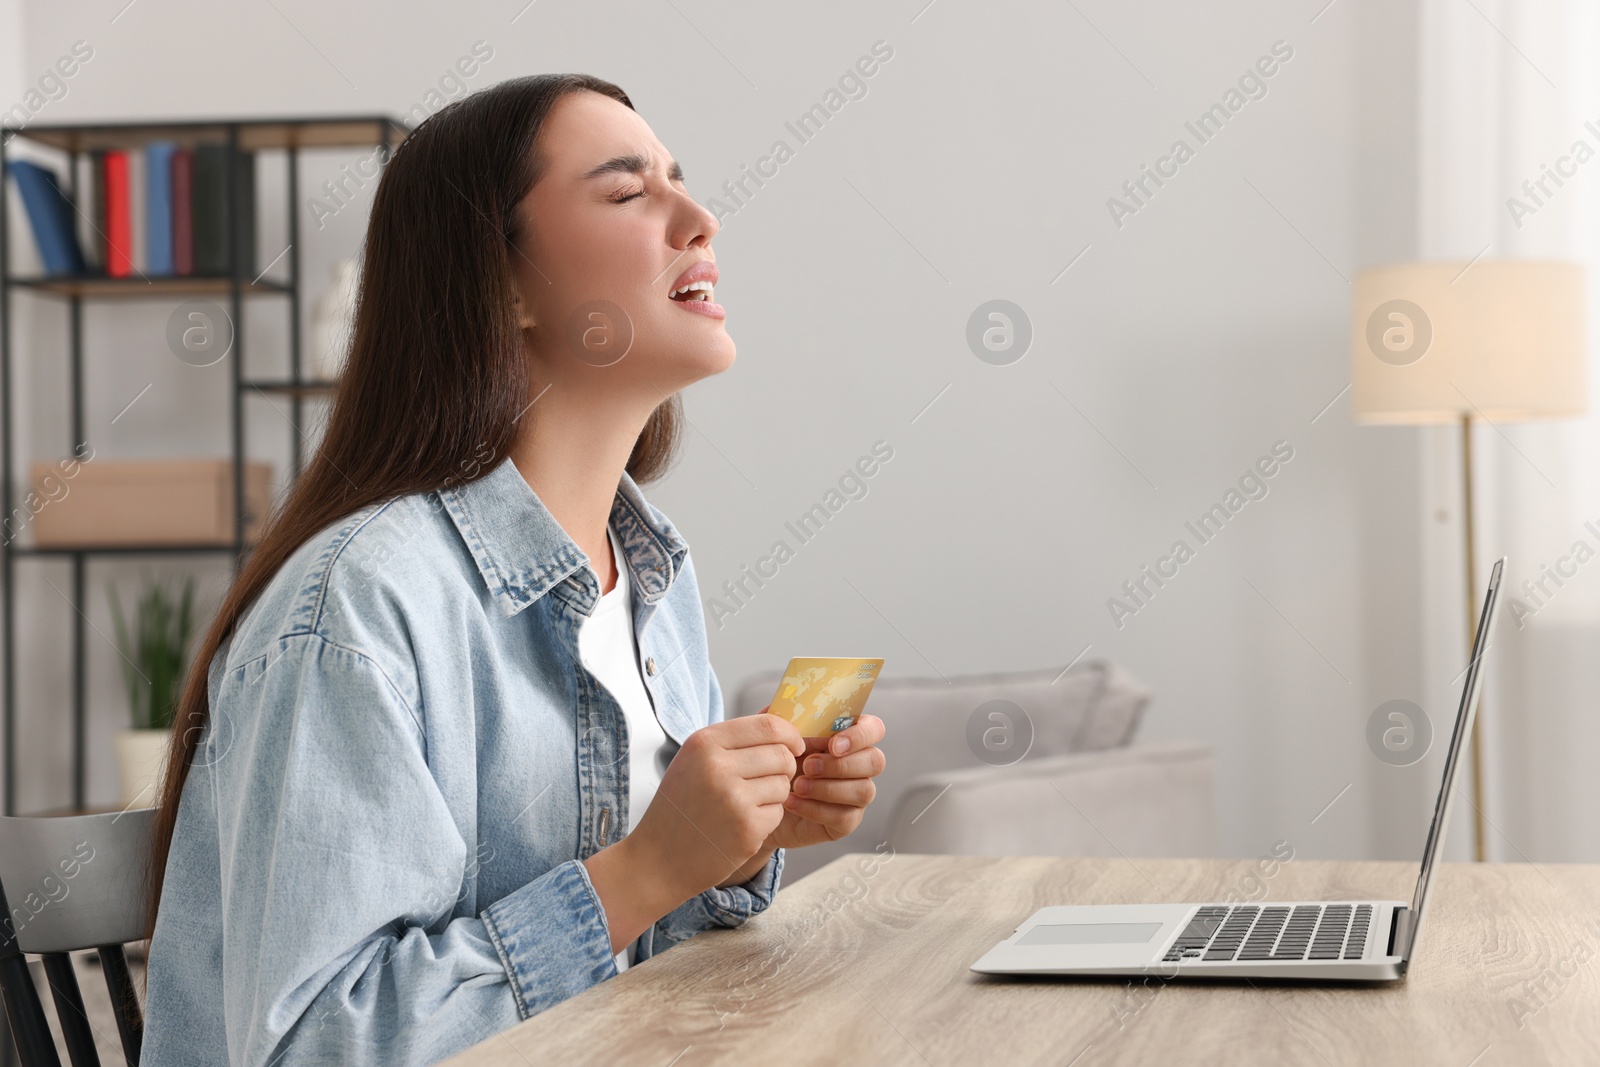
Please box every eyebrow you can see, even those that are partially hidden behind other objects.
[581,152,684,182]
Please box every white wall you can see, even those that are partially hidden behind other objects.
[0,0,18,99]
[1413,0,1600,866]
[6,0,1443,866]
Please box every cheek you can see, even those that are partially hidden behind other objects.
[540,221,660,316]
[523,205,732,369]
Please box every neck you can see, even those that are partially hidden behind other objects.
[509,384,653,593]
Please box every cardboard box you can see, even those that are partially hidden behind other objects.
[29,459,274,547]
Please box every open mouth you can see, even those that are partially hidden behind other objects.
[669,281,714,302]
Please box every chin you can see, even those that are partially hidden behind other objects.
[678,335,737,378]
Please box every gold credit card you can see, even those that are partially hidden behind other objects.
[765,657,885,737]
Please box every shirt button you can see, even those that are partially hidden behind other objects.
[645,657,657,676]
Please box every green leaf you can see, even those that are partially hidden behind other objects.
[108,573,201,731]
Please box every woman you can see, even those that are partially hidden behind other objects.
[142,73,888,1066]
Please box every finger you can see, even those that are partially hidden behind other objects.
[724,742,799,780]
[792,776,876,807]
[825,714,886,757]
[780,795,865,836]
[759,713,808,756]
[726,712,806,756]
[746,772,796,807]
[801,746,887,780]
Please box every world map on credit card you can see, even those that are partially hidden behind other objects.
[766,657,885,737]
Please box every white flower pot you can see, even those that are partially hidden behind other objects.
[114,728,171,809]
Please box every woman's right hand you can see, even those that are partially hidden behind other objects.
[582,713,804,954]
[632,714,804,896]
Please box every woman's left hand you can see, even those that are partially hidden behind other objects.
[763,713,887,851]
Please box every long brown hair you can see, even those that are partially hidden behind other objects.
[144,73,682,939]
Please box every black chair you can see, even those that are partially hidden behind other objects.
[0,809,152,1067]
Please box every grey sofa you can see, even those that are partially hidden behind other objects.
[732,659,1216,882]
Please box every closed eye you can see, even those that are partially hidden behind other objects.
[609,187,645,204]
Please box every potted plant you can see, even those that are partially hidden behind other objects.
[108,574,196,808]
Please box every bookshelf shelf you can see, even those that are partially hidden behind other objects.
[7,116,409,154]
[0,114,399,822]
[8,274,291,298]
[8,543,242,557]
[244,378,337,395]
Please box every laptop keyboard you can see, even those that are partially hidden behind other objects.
[1160,904,1373,963]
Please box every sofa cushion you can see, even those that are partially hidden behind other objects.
[886,741,1216,858]
[730,659,1153,881]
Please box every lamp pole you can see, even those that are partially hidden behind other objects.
[1461,413,1488,862]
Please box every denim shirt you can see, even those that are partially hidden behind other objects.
[143,454,784,1066]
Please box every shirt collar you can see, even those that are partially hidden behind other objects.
[437,454,690,617]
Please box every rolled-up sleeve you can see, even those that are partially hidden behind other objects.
[210,633,616,1066]
[651,848,784,948]
[480,860,617,1017]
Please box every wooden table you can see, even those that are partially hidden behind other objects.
[445,853,1600,1066]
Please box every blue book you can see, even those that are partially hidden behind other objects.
[145,141,175,275]
[9,160,86,275]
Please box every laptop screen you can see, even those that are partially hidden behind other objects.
[1406,555,1504,947]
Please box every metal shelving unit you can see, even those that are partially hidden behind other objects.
[0,115,405,819]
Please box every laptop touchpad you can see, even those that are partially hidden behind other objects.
[1017,922,1165,946]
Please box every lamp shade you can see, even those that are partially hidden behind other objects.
[1350,260,1588,424]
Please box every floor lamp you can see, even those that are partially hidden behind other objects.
[1350,260,1587,862]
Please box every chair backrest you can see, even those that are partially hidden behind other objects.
[0,809,152,955]
[0,808,154,1067]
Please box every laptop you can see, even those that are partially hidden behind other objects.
[971,555,1505,982]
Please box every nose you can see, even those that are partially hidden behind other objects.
[669,186,719,251]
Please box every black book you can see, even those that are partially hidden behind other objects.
[86,148,105,272]
[192,144,256,277]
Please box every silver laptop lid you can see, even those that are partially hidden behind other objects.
[1402,555,1505,958]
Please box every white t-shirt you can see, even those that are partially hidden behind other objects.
[578,522,673,972]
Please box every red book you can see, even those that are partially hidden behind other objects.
[103,150,132,277]
[171,148,194,276]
